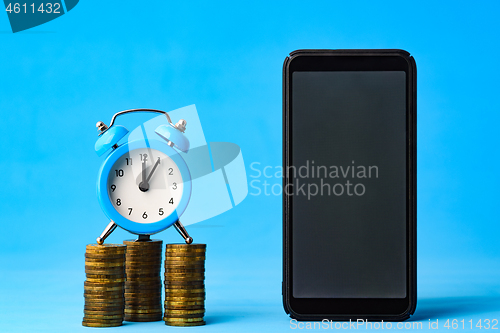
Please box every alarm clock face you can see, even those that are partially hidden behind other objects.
[107,147,184,223]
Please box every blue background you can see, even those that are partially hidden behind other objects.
[0,1,499,332]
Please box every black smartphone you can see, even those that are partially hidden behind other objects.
[283,49,416,321]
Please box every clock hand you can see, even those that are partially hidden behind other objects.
[146,157,161,183]
[139,160,149,192]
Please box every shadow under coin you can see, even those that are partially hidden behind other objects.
[205,315,240,325]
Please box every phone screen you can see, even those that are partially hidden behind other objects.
[291,71,407,299]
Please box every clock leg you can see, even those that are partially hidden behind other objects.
[174,220,193,244]
[96,221,118,245]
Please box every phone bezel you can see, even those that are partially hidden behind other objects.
[283,50,416,321]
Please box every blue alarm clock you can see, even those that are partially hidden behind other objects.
[94,109,193,245]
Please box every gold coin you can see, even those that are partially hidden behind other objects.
[85,272,125,278]
[165,294,205,300]
[82,317,123,323]
[164,317,204,322]
[164,296,205,301]
[164,291,205,296]
[125,297,162,302]
[165,321,206,327]
[125,316,163,322]
[84,311,123,317]
[86,252,125,259]
[164,305,204,310]
[84,294,124,299]
[85,261,125,267]
[124,292,160,298]
[84,292,124,298]
[164,300,204,306]
[126,257,162,262]
[84,285,124,290]
[124,308,162,314]
[164,309,205,315]
[86,244,126,252]
[165,244,206,249]
[126,274,160,280]
[124,313,163,317]
[84,287,124,293]
[126,259,162,264]
[164,287,205,292]
[164,313,204,319]
[86,264,125,270]
[125,281,161,287]
[85,268,125,275]
[165,250,205,255]
[84,313,124,319]
[164,251,206,257]
[82,321,122,327]
[85,257,125,264]
[127,275,161,284]
[125,260,161,265]
[84,281,124,287]
[164,277,204,282]
[84,295,125,300]
[84,290,124,296]
[124,314,163,319]
[85,270,125,276]
[164,266,204,271]
[165,255,206,261]
[164,279,204,285]
[164,281,204,286]
[165,267,205,272]
[164,255,205,260]
[84,301,124,308]
[164,261,204,266]
[165,253,205,257]
[125,298,161,304]
[125,268,161,279]
[165,285,206,293]
[164,284,205,290]
[126,263,161,267]
[125,287,161,294]
[165,272,204,277]
[126,280,161,286]
[84,306,124,312]
[126,305,162,310]
[125,244,162,250]
[126,268,161,273]
[86,278,126,283]
[165,289,205,293]
[125,252,162,257]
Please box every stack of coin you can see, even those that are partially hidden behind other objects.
[83,244,126,328]
[124,239,163,322]
[164,244,206,327]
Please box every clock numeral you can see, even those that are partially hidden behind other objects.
[110,184,116,192]
[169,198,174,205]
[115,169,124,177]
[142,212,148,219]
[172,182,177,190]
[128,208,133,215]
[168,168,173,175]
[126,158,132,165]
[159,208,164,216]
[140,153,148,162]
[116,198,122,206]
